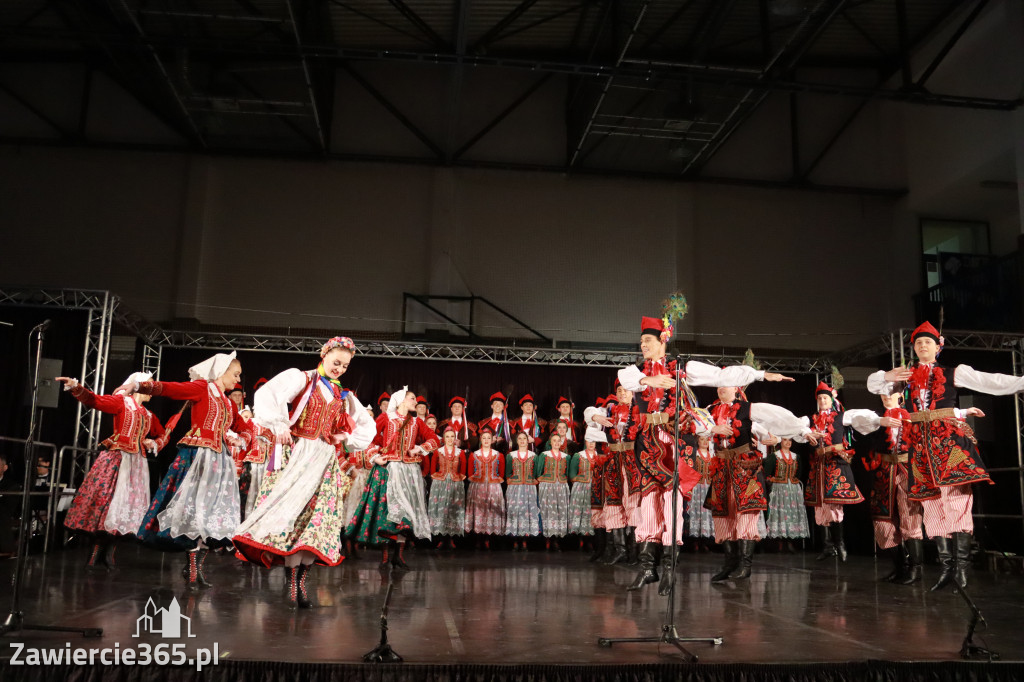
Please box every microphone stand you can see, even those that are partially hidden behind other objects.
[0,322,102,638]
[598,354,723,661]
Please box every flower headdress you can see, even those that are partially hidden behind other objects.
[320,336,356,358]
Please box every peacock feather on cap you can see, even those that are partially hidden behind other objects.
[742,348,761,370]
[830,365,845,391]
[659,292,689,343]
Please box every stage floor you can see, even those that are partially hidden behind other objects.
[1,544,1022,665]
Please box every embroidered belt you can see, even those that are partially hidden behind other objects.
[881,453,908,464]
[909,408,957,423]
[769,477,800,484]
[816,444,845,455]
[608,441,634,452]
[646,412,674,427]
[716,444,752,460]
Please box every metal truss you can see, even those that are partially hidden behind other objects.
[0,287,116,450]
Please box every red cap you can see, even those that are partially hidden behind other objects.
[226,383,244,394]
[416,395,428,405]
[911,321,940,343]
[613,378,621,389]
[555,396,571,407]
[253,377,268,391]
[448,396,466,408]
[815,382,834,396]
[489,392,507,404]
[377,392,391,404]
[518,394,535,406]
[641,316,665,337]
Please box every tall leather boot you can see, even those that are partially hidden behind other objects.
[86,543,102,569]
[815,524,836,560]
[831,523,848,562]
[711,541,739,582]
[100,539,117,571]
[603,529,628,565]
[929,537,955,591]
[296,564,314,608]
[285,566,300,608]
[899,539,923,585]
[589,529,607,562]
[183,550,201,590]
[880,546,906,582]
[195,548,212,588]
[625,527,639,565]
[953,532,973,589]
[380,540,392,567]
[626,542,660,591]
[658,545,676,596]
[730,540,756,579]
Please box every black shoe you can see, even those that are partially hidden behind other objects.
[930,537,956,591]
[588,529,606,562]
[391,541,410,570]
[880,545,907,582]
[602,528,628,565]
[729,540,755,580]
[624,527,639,566]
[815,524,836,561]
[626,542,661,591]
[711,541,738,583]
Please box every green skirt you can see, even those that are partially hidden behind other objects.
[344,464,413,546]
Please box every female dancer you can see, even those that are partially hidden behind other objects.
[535,432,570,550]
[764,437,810,552]
[127,352,248,589]
[504,431,540,550]
[464,427,505,548]
[684,434,715,551]
[57,372,173,569]
[567,435,598,544]
[426,426,467,549]
[346,387,439,569]
[233,337,376,608]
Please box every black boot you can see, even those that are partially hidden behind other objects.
[626,542,660,591]
[900,539,923,585]
[930,537,956,591]
[815,524,836,560]
[880,546,906,582]
[658,545,676,596]
[380,541,392,567]
[953,532,973,589]
[195,548,212,588]
[730,540,756,580]
[625,528,639,565]
[296,564,314,608]
[589,529,607,562]
[603,529,628,565]
[100,540,117,571]
[86,543,102,569]
[830,523,848,562]
[391,541,410,570]
[711,541,739,582]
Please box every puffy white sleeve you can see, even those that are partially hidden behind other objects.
[253,368,309,436]
[583,406,603,427]
[954,365,1024,396]
[345,392,377,451]
[749,403,811,439]
[866,370,894,396]
[618,365,646,392]
[685,361,765,387]
[843,409,881,435]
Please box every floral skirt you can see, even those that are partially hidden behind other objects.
[341,467,370,532]
[766,482,810,539]
[346,463,431,544]
[427,477,466,536]
[233,437,351,567]
[538,482,569,537]
[138,446,240,552]
[65,450,121,534]
[505,484,540,537]
[465,482,505,535]
[567,482,593,535]
[686,482,714,538]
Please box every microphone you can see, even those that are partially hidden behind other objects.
[33,319,51,332]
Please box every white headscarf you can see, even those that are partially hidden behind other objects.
[122,371,153,387]
[188,351,237,382]
[387,386,409,419]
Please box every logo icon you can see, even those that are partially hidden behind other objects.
[133,597,196,639]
